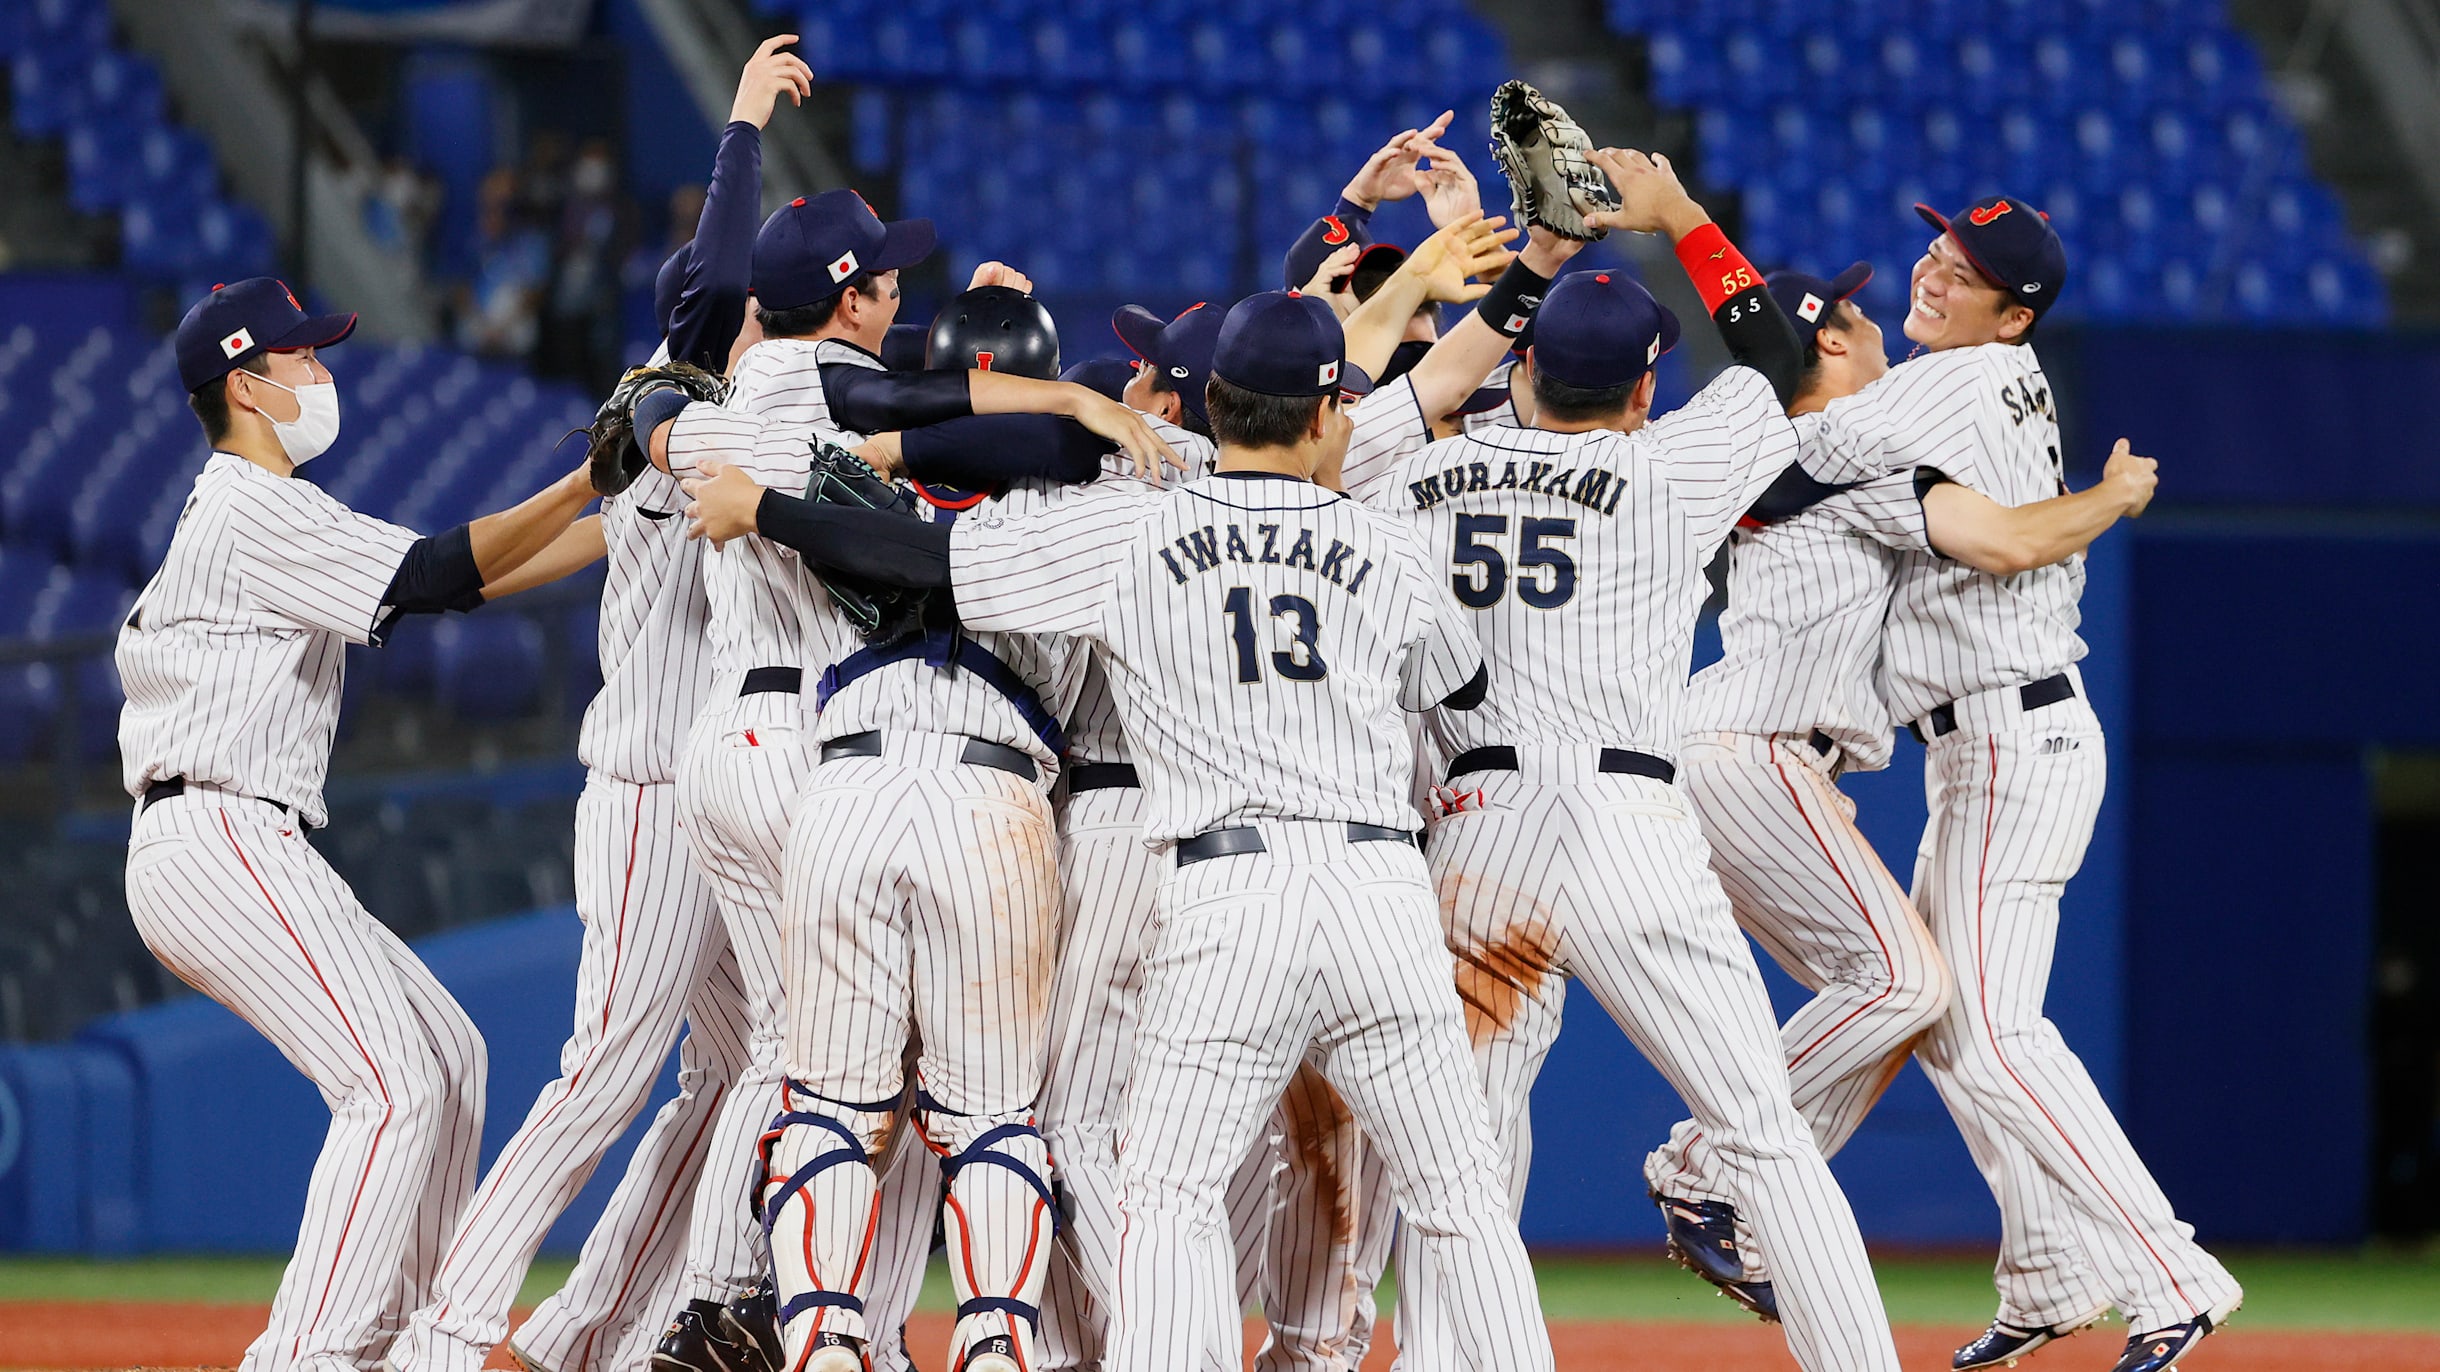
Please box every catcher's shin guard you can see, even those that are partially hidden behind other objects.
[916,1093,1058,1372]
[759,1081,897,1371]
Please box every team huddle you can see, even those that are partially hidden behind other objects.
[116,35,2239,1372]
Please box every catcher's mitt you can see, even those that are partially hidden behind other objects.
[1488,80,1620,242]
[802,438,930,645]
[585,360,730,497]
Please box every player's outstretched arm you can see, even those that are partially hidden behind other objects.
[1399,222,1581,424]
[819,369,1178,478]
[663,36,809,369]
[1922,440,2157,575]
[1341,210,1518,380]
[384,464,595,615]
[481,512,607,599]
[681,461,951,588]
[1583,148,1805,407]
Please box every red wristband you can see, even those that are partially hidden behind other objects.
[1676,222,1762,315]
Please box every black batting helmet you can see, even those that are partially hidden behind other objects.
[926,285,1060,379]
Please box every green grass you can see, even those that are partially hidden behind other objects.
[2,1249,2434,1330]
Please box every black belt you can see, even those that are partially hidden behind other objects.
[1444,745,1676,785]
[1068,762,1139,793]
[741,666,803,696]
[1175,822,1416,867]
[818,730,1038,782]
[141,776,308,828]
[1910,673,2075,743]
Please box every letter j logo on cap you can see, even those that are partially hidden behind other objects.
[1318,360,1340,386]
[827,250,860,283]
[1969,201,2014,226]
[1797,293,1825,323]
[219,327,255,359]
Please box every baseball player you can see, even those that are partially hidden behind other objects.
[1783,197,2241,1372]
[639,271,1172,1372]
[119,277,596,1372]
[1642,262,2178,1337]
[1352,150,1904,1372]
[388,40,812,1372]
[953,290,1556,1372]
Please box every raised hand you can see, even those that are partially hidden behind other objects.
[1066,387,1182,479]
[1409,137,1484,230]
[1400,210,1520,304]
[968,261,1035,293]
[2100,438,2159,516]
[730,34,814,129]
[1340,110,1453,210]
[1301,242,1364,317]
[1581,147,1707,240]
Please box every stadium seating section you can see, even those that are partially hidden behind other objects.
[1605,0,2385,324]
[765,0,1512,295]
[1,0,277,296]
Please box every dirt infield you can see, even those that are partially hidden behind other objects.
[7,1304,2440,1372]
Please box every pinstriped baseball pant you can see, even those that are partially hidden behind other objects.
[677,692,938,1372]
[1911,700,2239,1332]
[125,792,487,1372]
[411,775,751,1372]
[1644,733,1951,1276]
[1426,757,1899,1372]
[1037,786,1396,1372]
[1110,822,1551,1372]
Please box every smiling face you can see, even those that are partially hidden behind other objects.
[1905,233,2033,350]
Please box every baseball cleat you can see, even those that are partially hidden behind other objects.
[717,1281,782,1372]
[2104,1293,2242,1372]
[1650,1190,1778,1323]
[650,1299,767,1372]
[1952,1304,2112,1369]
[955,1334,1022,1372]
[504,1340,563,1372]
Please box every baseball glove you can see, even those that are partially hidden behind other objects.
[585,360,731,497]
[802,438,930,645]
[1488,80,1619,242]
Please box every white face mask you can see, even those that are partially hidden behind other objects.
[247,371,342,465]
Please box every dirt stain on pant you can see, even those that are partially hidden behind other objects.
[1280,1061,1357,1243]
[1442,875,1560,1047]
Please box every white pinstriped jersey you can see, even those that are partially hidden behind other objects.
[665,336,877,689]
[952,471,1482,842]
[1060,422,1214,767]
[1685,415,1901,771]
[117,452,421,827]
[1379,366,1800,763]
[1337,373,1432,498]
[1807,343,2086,725]
[1460,359,1526,436]
[579,461,714,784]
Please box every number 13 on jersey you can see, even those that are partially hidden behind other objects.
[1223,586,1327,682]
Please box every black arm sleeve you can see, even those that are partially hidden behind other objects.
[1744,461,1855,523]
[1712,283,1807,411]
[383,523,486,614]
[755,489,953,590]
[898,414,1114,490]
[1439,663,1490,711]
[664,122,760,370]
[820,365,975,433]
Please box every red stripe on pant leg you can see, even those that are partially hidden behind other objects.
[218,812,394,1360]
[1966,736,2198,1312]
[577,1081,729,1369]
[1772,751,1899,1070]
[438,783,650,1309]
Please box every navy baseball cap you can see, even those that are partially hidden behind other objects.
[1112,300,1224,425]
[1768,262,1873,351]
[1916,195,2065,316]
[1059,357,1135,402]
[753,188,935,311]
[1211,291,1374,400]
[1281,213,1405,295]
[175,277,356,394]
[1529,270,1679,390]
